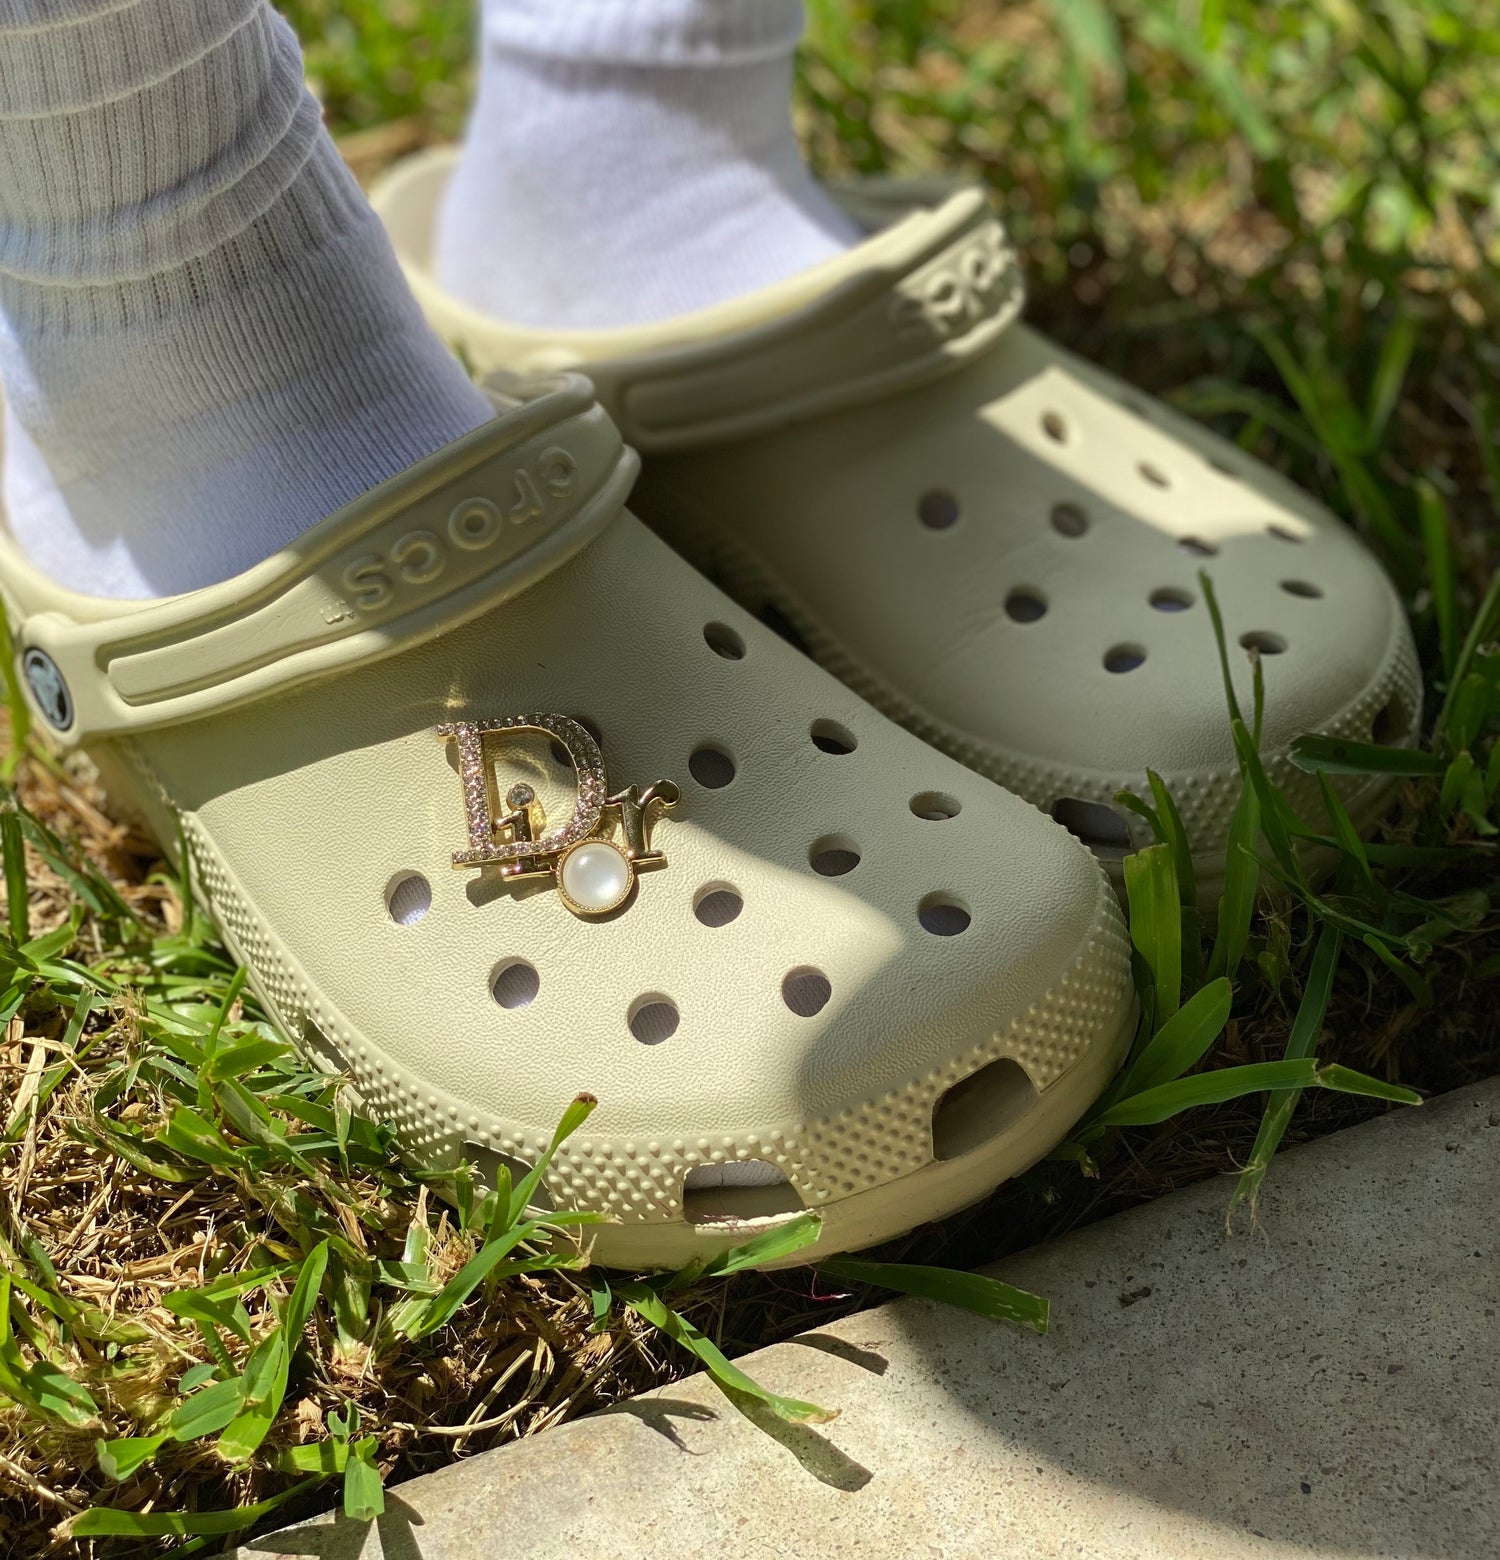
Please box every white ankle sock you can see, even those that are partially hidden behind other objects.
[435,0,861,331]
[0,0,493,601]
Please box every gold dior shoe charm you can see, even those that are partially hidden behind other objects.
[438,714,680,918]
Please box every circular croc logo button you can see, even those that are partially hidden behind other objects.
[21,648,73,732]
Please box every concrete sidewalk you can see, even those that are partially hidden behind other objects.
[236,1080,1499,1560]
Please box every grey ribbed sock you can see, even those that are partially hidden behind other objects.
[434,0,860,330]
[0,0,492,600]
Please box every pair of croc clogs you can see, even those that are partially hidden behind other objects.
[0,157,1419,1269]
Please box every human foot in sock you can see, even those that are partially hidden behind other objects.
[380,12,1421,896]
[0,0,1137,1267]
[0,0,492,601]
[432,0,861,329]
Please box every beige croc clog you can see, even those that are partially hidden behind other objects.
[375,152,1422,896]
[0,375,1134,1270]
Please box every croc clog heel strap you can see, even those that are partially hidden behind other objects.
[380,155,1026,454]
[4,375,633,742]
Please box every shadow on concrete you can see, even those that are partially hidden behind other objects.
[882,1088,1500,1558]
[720,1385,874,1493]
[787,1332,889,1375]
[605,1389,874,1493]
[246,1492,427,1559]
[598,1395,717,1454]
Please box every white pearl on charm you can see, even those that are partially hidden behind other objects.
[558,840,634,916]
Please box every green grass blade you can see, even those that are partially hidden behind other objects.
[1095,1057,1419,1127]
[1,807,28,943]
[1317,771,1375,889]
[278,1439,348,1475]
[1367,314,1416,442]
[618,1284,836,1425]
[816,1258,1049,1334]
[0,604,32,780]
[1094,1059,1326,1127]
[95,1435,168,1482]
[167,1375,247,1441]
[1146,771,1200,979]
[217,1241,328,1465]
[71,1485,308,1539]
[1232,926,1343,1213]
[1362,934,1433,1007]
[1114,977,1233,1100]
[1123,843,1181,1021]
[1230,719,1301,879]
[283,1239,330,1341]
[217,1336,287,1464]
[1139,9,1282,158]
[1199,570,1245,727]
[343,1436,385,1522]
[670,1212,823,1290]
[406,1216,592,1339]
[1289,734,1444,777]
[1435,568,1500,745]
[507,1093,597,1227]
[1209,797,1261,980]
[589,1271,612,1333]
[162,1288,254,1347]
[1314,1064,1421,1105]
[1417,479,1460,681]
[0,1277,99,1427]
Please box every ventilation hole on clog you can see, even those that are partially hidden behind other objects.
[782,967,832,1017]
[1052,797,1133,851]
[684,1163,803,1224]
[1041,410,1069,443]
[386,873,431,925]
[629,996,679,1045]
[1372,690,1412,746]
[704,621,746,659]
[931,1058,1038,1162]
[1268,523,1307,544]
[918,894,971,937]
[1177,536,1218,558]
[1150,587,1194,613]
[811,719,857,755]
[689,745,736,788]
[1208,454,1240,477]
[465,1144,554,1211]
[1240,630,1287,656]
[694,884,743,927]
[918,490,960,530]
[491,960,540,1010]
[1280,579,1323,599]
[1104,643,1147,673]
[911,791,961,821]
[551,715,603,767]
[809,836,860,876]
[1138,461,1171,488]
[759,601,813,655]
[1005,589,1048,623]
[1050,501,1089,537]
